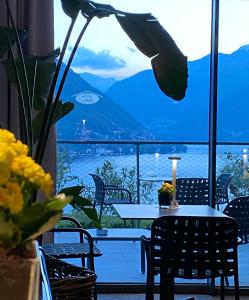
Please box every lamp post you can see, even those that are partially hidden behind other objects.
[168,156,181,202]
[82,119,86,140]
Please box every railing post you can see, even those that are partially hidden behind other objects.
[136,143,140,204]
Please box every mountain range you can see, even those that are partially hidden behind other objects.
[58,45,249,143]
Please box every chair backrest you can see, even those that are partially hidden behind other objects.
[215,173,233,205]
[223,196,249,244]
[89,173,105,205]
[150,215,238,279]
[176,177,209,205]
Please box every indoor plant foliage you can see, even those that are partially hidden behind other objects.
[0,0,188,167]
[0,129,71,254]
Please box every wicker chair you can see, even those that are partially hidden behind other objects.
[42,216,102,272]
[215,173,233,210]
[223,196,249,244]
[176,177,209,205]
[142,215,239,300]
[90,173,133,225]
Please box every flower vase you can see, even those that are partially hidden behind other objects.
[0,241,40,300]
[158,192,172,206]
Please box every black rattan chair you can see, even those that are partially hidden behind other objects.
[142,215,239,300]
[215,173,233,210]
[176,177,209,205]
[223,196,249,244]
[42,216,102,272]
[90,173,133,225]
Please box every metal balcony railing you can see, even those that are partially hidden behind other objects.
[57,140,249,208]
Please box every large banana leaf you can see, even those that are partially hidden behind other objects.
[61,0,82,18]
[32,100,74,143]
[0,26,28,58]
[4,49,60,110]
[76,1,188,100]
[115,13,188,100]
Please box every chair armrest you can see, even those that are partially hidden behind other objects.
[141,235,151,268]
[141,235,151,247]
[61,216,82,228]
[45,228,96,270]
[50,227,94,246]
[104,187,132,202]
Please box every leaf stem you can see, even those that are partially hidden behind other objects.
[4,0,32,151]
[34,15,78,163]
[36,16,94,164]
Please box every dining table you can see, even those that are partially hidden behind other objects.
[113,204,228,300]
[113,204,226,220]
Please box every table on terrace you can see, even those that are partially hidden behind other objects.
[113,204,225,220]
[113,204,227,300]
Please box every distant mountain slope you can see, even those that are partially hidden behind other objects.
[107,46,249,141]
[57,65,152,141]
[79,72,117,92]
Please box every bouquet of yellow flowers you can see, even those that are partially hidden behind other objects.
[0,129,71,253]
[158,181,175,194]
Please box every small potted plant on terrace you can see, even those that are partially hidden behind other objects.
[158,181,175,207]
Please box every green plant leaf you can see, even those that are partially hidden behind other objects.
[32,107,45,143]
[53,101,74,123]
[115,13,188,100]
[0,26,28,58]
[24,213,62,242]
[46,194,72,211]
[60,185,84,196]
[60,0,82,18]
[81,1,116,19]
[13,203,61,241]
[81,207,101,228]
[4,49,60,110]
[59,185,100,227]
[32,100,74,143]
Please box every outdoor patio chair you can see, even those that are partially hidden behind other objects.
[176,177,209,205]
[42,216,102,272]
[90,173,134,226]
[215,173,233,210]
[142,215,239,300]
[223,196,249,244]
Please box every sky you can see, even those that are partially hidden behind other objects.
[54,0,249,78]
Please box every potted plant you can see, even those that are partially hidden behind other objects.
[0,129,72,299]
[158,181,175,207]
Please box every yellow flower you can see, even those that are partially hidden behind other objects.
[11,155,54,195]
[0,129,16,144]
[0,163,11,185]
[158,182,175,194]
[12,140,28,156]
[0,182,23,214]
[41,173,54,196]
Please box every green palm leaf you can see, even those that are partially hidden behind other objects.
[4,49,60,110]
[115,13,188,100]
[0,26,27,58]
[78,2,188,100]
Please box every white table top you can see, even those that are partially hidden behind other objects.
[113,204,226,220]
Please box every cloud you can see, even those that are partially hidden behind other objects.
[67,47,127,70]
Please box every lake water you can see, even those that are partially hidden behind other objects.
[61,144,247,210]
[67,144,245,187]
